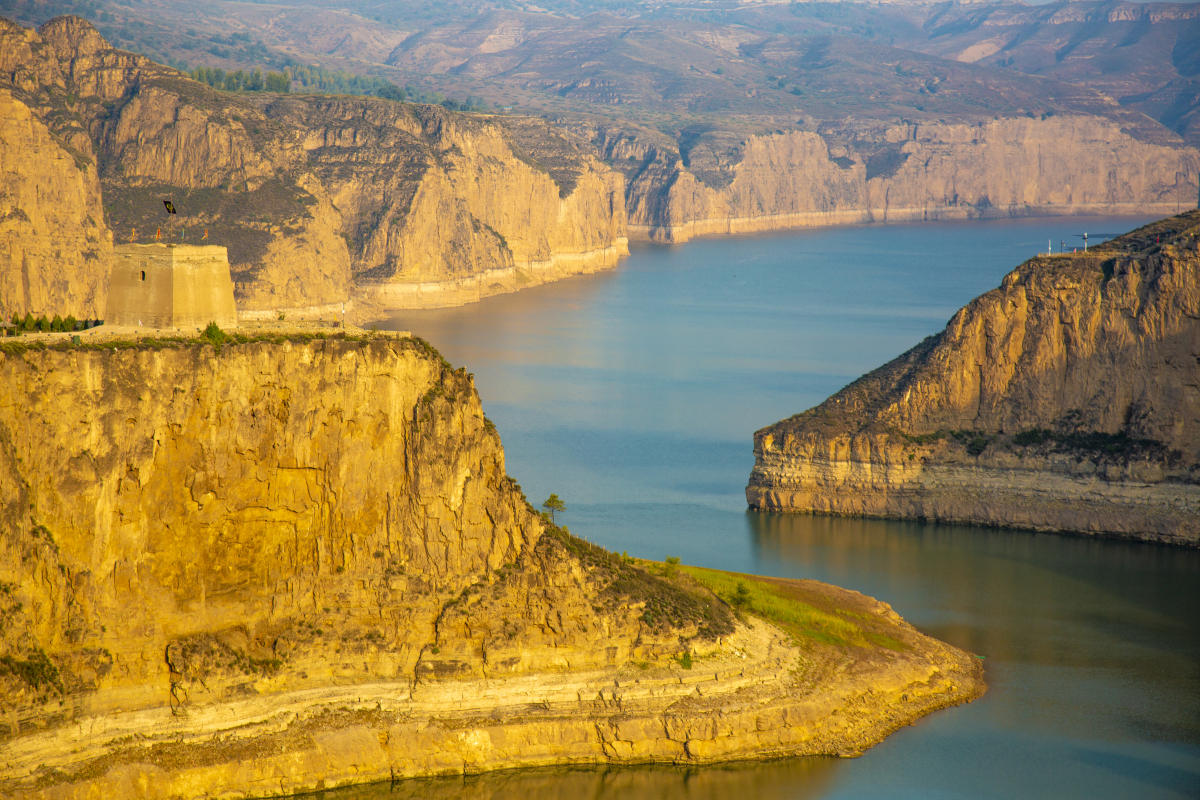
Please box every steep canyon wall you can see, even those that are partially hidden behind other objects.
[585,118,1200,243]
[0,18,117,320]
[4,16,1200,317]
[0,16,628,320]
[0,334,983,798]
[0,336,541,729]
[747,212,1200,545]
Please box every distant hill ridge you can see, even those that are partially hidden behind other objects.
[0,15,628,320]
[1,14,1198,317]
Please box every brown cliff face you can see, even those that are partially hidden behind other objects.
[582,118,1200,243]
[0,333,983,797]
[0,336,665,769]
[272,100,629,312]
[748,211,1200,545]
[0,18,113,320]
[0,16,628,319]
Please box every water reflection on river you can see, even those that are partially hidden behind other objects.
[305,759,836,800]
[747,514,1200,747]
[371,216,1200,799]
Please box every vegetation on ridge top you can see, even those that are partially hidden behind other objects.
[681,566,905,651]
[538,524,907,649]
[0,326,450,362]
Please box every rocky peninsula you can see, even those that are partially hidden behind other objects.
[748,212,1200,546]
[0,330,982,798]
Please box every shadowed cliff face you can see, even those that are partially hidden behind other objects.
[0,16,628,318]
[748,211,1200,544]
[576,118,1200,242]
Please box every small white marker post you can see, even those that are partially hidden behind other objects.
[341,302,345,329]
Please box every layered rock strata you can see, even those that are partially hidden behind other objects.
[581,119,1200,243]
[0,334,981,798]
[748,211,1200,546]
[0,16,627,319]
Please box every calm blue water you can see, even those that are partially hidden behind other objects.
[368,216,1200,800]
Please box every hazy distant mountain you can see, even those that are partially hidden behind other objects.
[9,0,1192,142]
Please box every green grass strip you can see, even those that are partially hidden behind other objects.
[680,565,892,649]
[0,329,426,357]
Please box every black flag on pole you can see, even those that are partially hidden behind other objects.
[163,200,177,214]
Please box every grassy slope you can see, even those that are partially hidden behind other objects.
[680,565,906,652]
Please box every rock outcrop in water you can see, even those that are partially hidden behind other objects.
[580,118,1200,243]
[0,331,982,798]
[748,211,1200,546]
[0,16,627,320]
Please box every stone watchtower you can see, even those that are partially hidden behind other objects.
[106,244,238,329]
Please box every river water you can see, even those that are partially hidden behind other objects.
[362,215,1200,800]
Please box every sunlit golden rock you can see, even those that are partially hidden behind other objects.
[748,211,1200,545]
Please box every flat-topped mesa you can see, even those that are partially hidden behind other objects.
[0,334,982,798]
[106,244,237,329]
[748,211,1200,546]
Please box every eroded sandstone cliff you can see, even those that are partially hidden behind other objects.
[0,16,628,319]
[748,211,1200,545]
[578,118,1200,243]
[0,20,114,320]
[0,332,982,798]
[4,16,1199,319]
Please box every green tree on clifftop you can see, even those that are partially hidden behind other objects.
[542,494,566,525]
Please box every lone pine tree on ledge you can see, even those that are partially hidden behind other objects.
[542,494,566,525]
